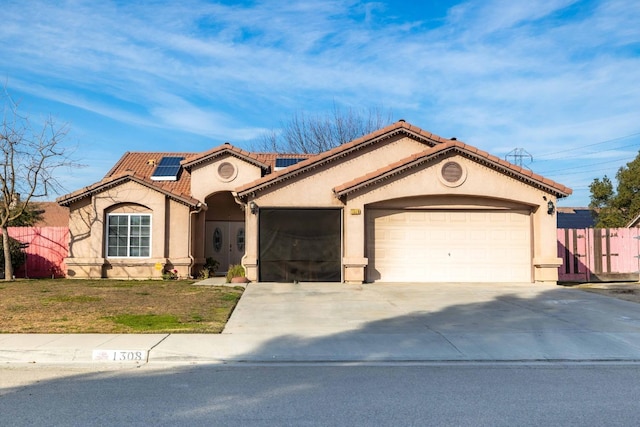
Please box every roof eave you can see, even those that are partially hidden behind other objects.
[236,125,444,198]
[57,174,200,208]
[333,146,572,199]
[182,148,270,172]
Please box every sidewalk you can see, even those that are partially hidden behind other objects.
[3,282,640,365]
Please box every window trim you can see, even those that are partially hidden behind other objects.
[106,213,152,258]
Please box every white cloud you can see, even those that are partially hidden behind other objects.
[1,0,639,205]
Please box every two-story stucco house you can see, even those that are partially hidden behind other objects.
[57,120,571,283]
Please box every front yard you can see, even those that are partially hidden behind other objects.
[0,279,243,333]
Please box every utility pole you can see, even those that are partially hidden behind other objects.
[505,148,533,168]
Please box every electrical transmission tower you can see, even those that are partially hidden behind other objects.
[505,148,533,168]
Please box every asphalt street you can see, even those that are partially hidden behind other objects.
[2,363,640,426]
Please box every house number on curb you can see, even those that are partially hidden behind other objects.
[92,349,148,362]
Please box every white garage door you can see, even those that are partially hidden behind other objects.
[367,209,531,282]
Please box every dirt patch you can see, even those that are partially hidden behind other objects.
[572,282,640,304]
[0,279,243,333]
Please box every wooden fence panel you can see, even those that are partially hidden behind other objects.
[558,228,640,282]
[7,227,69,278]
[557,228,589,282]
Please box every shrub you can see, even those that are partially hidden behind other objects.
[162,268,178,280]
[225,264,245,283]
[198,257,220,279]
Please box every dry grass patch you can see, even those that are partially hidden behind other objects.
[0,279,243,333]
[572,283,640,304]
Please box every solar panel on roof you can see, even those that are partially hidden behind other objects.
[151,156,184,181]
[275,157,304,169]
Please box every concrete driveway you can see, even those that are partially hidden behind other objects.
[6,282,640,364]
[217,282,640,362]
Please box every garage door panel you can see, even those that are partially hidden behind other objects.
[367,209,531,283]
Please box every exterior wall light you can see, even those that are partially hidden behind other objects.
[547,200,555,215]
[249,201,258,215]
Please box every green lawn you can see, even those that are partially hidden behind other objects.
[0,279,243,333]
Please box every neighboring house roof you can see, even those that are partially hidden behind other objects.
[333,141,572,198]
[557,207,596,229]
[626,212,640,228]
[31,202,69,227]
[235,120,450,198]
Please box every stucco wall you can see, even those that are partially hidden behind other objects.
[242,142,562,284]
[253,136,427,207]
[190,154,263,202]
[65,181,192,279]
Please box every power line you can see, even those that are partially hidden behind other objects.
[505,148,533,168]
[535,131,640,159]
[536,156,630,175]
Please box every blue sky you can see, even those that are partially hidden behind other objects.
[1,0,639,206]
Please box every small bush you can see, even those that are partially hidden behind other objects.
[198,257,220,279]
[226,264,245,283]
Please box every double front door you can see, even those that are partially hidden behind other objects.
[205,221,245,274]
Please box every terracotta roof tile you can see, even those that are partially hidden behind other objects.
[236,120,448,196]
[333,141,572,198]
[31,202,69,227]
[181,143,271,171]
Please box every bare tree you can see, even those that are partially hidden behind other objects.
[1,89,76,280]
[253,104,393,154]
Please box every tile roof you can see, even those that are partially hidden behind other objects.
[557,207,596,228]
[57,144,312,207]
[105,151,195,196]
[180,143,312,172]
[235,120,449,197]
[332,140,572,198]
[57,121,572,208]
[31,202,69,227]
[57,170,201,207]
[181,144,270,171]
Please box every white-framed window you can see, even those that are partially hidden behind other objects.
[106,214,151,257]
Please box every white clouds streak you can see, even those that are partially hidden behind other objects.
[1,0,639,204]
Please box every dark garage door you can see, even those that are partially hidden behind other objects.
[259,209,341,282]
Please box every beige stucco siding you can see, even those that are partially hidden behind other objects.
[243,151,561,283]
[252,136,430,207]
[64,181,192,279]
[190,155,263,202]
[339,155,559,283]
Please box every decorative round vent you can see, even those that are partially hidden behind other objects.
[439,161,467,187]
[217,162,237,181]
[442,161,463,183]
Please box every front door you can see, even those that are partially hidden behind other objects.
[205,221,245,274]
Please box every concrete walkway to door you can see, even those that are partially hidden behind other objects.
[207,282,640,362]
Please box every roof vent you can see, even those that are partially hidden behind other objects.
[398,119,405,122]
[147,159,156,166]
[450,137,457,140]
[442,161,463,183]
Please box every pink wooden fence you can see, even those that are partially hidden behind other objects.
[7,227,69,278]
[558,228,640,282]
